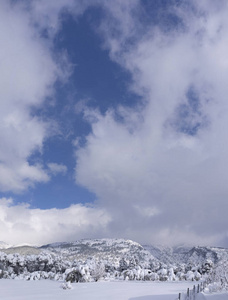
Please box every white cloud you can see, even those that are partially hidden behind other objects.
[0,198,111,245]
[0,0,72,193]
[0,0,107,194]
[47,163,67,176]
[74,1,228,246]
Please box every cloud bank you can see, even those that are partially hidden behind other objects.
[75,1,228,246]
[0,198,110,245]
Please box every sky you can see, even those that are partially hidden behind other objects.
[1,0,228,247]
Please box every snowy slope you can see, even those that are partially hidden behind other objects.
[2,246,41,255]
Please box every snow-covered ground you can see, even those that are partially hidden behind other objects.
[0,279,227,300]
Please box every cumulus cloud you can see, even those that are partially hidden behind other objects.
[0,0,91,193]
[0,0,108,244]
[0,1,61,192]
[75,1,228,246]
[0,0,103,194]
[0,198,110,245]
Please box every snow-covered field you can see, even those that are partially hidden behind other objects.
[0,280,227,300]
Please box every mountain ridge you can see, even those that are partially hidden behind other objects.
[1,238,228,267]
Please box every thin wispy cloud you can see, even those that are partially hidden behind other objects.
[47,163,67,176]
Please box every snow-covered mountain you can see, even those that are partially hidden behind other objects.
[3,245,41,255]
[41,238,157,266]
[0,241,12,249]
[143,244,228,266]
[1,238,228,268]
[0,238,228,284]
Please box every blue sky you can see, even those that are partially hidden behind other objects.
[1,0,228,247]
